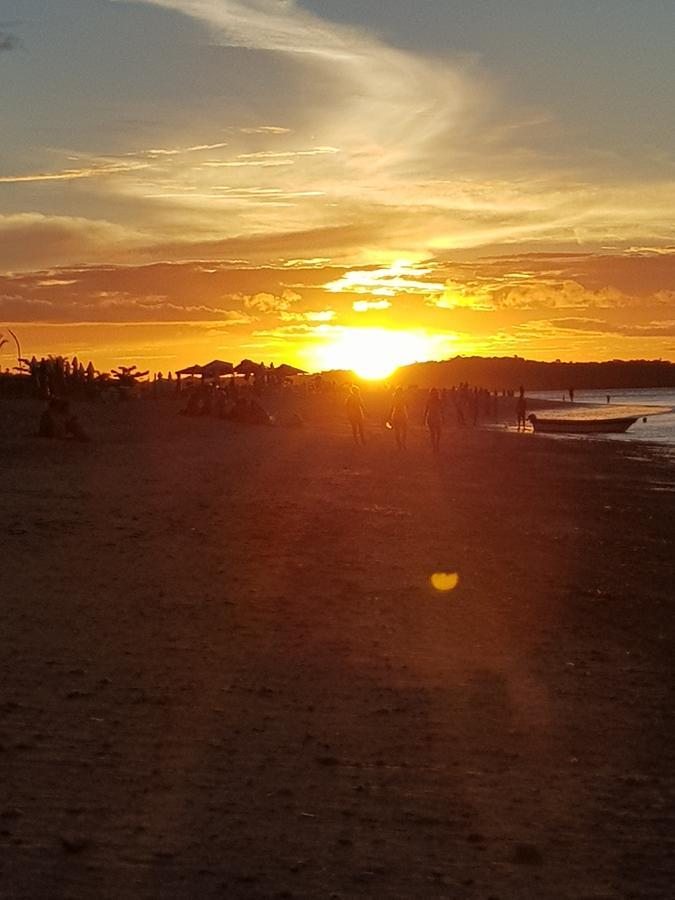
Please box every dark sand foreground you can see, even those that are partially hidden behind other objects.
[1,396,674,899]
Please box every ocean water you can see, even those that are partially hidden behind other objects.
[527,388,675,449]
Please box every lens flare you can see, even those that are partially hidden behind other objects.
[431,572,460,592]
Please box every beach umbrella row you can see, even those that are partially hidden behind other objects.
[176,360,233,378]
[175,360,307,380]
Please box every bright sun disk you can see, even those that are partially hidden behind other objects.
[315,328,433,379]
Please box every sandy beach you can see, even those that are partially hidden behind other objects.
[1,393,674,899]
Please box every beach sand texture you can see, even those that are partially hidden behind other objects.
[1,396,674,899]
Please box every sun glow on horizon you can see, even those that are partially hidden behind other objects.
[314,327,436,380]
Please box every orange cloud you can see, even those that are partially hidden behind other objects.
[2,252,675,371]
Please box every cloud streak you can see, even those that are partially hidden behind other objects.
[0,162,148,184]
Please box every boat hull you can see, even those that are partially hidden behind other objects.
[528,415,638,434]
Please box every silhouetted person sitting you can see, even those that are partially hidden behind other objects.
[229,396,270,425]
[39,398,66,438]
[229,396,250,422]
[198,385,213,416]
[180,389,201,417]
[247,398,271,425]
[39,399,90,441]
[65,406,91,442]
[216,390,229,418]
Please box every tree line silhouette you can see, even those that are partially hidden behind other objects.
[391,356,675,392]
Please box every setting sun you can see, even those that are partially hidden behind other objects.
[314,328,434,380]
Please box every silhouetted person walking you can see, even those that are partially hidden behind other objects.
[345,385,366,445]
[389,386,408,449]
[424,388,442,453]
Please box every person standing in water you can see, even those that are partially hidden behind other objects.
[423,388,443,453]
[345,384,366,445]
[389,386,409,450]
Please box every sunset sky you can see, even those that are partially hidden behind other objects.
[1,0,675,373]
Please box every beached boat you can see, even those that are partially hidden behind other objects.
[528,414,639,434]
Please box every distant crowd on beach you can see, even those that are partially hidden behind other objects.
[178,380,303,428]
[344,382,536,452]
[180,381,270,425]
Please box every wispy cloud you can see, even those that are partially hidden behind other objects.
[0,162,148,184]
[239,125,291,135]
[3,1,661,272]
[112,0,481,186]
[201,159,294,169]
[353,299,392,312]
[234,148,339,160]
[136,141,229,158]
[1,1,674,279]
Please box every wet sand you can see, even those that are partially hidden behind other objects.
[1,395,674,899]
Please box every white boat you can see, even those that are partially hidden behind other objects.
[528,413,639,434]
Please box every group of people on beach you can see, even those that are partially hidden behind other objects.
[180,382,271,425]
[388,386,443,452]
[29,360,531,448]
[179,381,304,428]
[346,384,471,452]
[346,383,532,449]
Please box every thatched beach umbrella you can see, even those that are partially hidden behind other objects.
[176,364,204,377]
[274,363,307,378]
[175,363,203,390]
[201,359,234,379]
[234,359,262,377]
[234,359,265,383]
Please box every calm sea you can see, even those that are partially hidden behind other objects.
[527,387,675,449]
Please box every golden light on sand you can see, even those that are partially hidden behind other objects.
[431,572,460,592]
[315,327,433,380]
